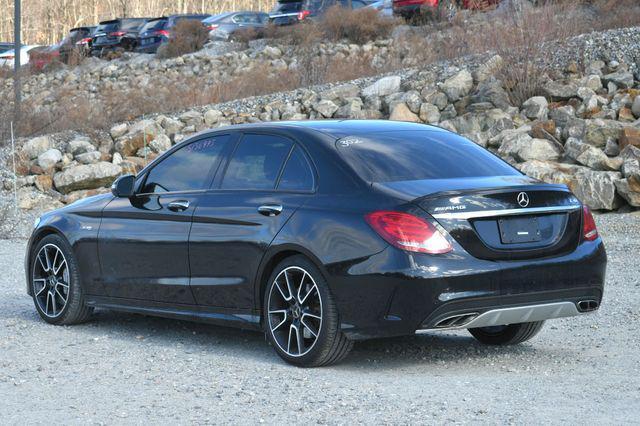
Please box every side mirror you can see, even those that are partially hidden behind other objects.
[111,174,136,198]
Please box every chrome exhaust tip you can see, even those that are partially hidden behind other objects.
[433,312,479,329]
[577,300,599,313]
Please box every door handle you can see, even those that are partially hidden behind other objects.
[258,204,283,217]
[167,200,190,212]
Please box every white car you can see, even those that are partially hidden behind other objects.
[366,0,393,16]
[0,45,42,68]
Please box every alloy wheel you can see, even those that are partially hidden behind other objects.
[267,266,323,357]
[32,243,70,318]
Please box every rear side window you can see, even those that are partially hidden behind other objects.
[278,146,314,191]
[336,130,520,183]
[142,135,230,193]
[222,134,293,190]
[97,22,119,33]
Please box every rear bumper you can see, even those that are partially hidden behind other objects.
[330,239,606,340]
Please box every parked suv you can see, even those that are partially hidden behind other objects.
[135,14,211,54]
[30,26,97,71]
[91,18,150,57]
[270,0,374,25]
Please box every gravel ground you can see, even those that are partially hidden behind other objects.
[0,213,639,424]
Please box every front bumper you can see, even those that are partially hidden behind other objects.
[329,239,606,340]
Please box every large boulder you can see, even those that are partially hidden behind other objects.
[602,69,635,89]
[615,179,640,207]
[441,70,473,102]
[53,162,122,194]
[114,119,163,157]
[519,161,622,210]
[469,79,511,110]
[419,103,441,124]
[313,99,339,118]
[319,83,360,100]
[522,96,549,120]
[619,127,640,150]
[389,103,420,122]
[564,138,619,171]
[22,136,52,160]
[362,76,401,97]
[543,80,578,101]
[499,133,563,162]
[583,119,624,148]
[66,137,96,156]
[37,148,63,171]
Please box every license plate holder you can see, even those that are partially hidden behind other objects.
[498,216,542,244]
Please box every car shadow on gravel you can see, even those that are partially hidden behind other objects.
[14,306,547,368]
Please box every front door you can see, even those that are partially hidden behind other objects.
[189,133,316,309]
[98,134,233,304]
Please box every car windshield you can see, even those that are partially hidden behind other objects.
[336,130,520,183]
[140,19,167,32]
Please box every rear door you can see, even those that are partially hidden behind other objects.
[189,132,316,309]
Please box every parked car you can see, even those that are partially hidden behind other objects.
[0,45,41,68]
[392,0,500,19]
[29,26,97,71]
[269,0,375,25]
[366,0,393,16]
[203,11,270,41]
[90,18,150,57]
[135,14,211,54]
[25,120,606,367]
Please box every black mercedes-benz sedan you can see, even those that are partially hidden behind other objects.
[25,120,606,367]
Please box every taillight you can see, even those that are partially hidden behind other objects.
[582,206,598,241]
[365,211,453,254]
[5,55,14,60]
[207,24,219,30]
[76,37,92,45]
[109,31,126,37]
[155,30,170,37]
[298,10,311,20]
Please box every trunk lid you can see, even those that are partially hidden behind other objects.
[376,176,583,260]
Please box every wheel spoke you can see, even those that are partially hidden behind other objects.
[45,292,51,314]
[294,324,304,355]
[298,283,317,305]
[301,319,318,338]
[302,312,321,321]
[52,249,59,274]
[57,281,69,290]
[37,253,49,272]
[43,247,52,272]
[269,310,288,331]
[50,291,58,315]
[53,258,66,276]
[287,324,295,354]
[34,279,47,296]
[275,280,292,302]
[284,270,296,302]
[55,288,66,302]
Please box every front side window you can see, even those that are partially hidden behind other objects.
[221,134,293,190]
[142,135,230,194]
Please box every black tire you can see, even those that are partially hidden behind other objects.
[29,234,93,325]
[468,321,545,345]
[263,255,353,367]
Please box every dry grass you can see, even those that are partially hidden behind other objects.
[157,20,210,59]
[321,6,400,44]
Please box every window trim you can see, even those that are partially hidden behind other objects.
[135,132,235,197]
[214,131,317,194]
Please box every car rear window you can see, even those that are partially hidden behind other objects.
[96,21,119,33]
[336,130,520,183]
[140,19,167,32]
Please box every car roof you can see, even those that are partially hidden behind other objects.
[214,120,449,138]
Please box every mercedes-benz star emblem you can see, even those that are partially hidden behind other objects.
[517,192,530,208]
